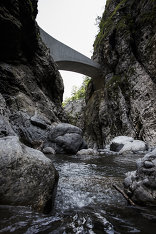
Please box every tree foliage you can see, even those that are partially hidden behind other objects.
[63,76,91,106]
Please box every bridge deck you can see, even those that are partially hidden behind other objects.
[40,28,102,78]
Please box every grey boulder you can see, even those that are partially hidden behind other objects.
[43,147,56,155]
[0,136,58,212]
[110,136,147,154]
[124,148,156,205]
[119,140,147,154]
[49,123,87,154]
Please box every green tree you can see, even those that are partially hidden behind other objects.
[63,76,91,106]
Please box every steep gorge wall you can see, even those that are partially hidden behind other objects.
[0,0,66,147]
[84,0,156,148]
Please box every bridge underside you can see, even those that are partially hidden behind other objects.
[39,28,102,78]
[57,61,101,78]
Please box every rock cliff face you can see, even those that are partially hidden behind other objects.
[0,0,66,211]
[64,99,86,131]
[84,0,156,148]
[0,0,66,147]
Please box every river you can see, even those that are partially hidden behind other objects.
[0,153,156,233]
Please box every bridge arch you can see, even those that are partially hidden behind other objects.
[39,28,102,78]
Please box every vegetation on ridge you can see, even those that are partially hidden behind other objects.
[94,0,156,50]
[63,76,91,106]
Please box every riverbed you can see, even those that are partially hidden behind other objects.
[1,153,156,233]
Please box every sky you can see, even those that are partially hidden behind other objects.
[37,0,106,100]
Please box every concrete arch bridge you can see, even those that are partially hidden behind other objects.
[40,28,102,78]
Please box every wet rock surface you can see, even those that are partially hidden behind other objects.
[43,146,56,155]
[124,148,156,205]
[0,136,57,212]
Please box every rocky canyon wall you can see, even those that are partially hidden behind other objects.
[0,0,66,211]
[84,0,156,148]
[0,0,66,147]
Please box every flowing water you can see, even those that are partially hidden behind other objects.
[1,153,156,233]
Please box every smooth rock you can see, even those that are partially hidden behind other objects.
[110,136,147,154]
[110,136,134,145]
[144,160,154,169]
[77,148,99,156]
[0,136,58,212]
[110,136,133,152]
[54,133,83,154]
[119,140,147,154]
[43,147,56,155]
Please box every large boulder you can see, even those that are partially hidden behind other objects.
[43,146,56,155]
[119,140,147,154]
[110,136,147,154]
[49,123,87,154]
[110,136,133,152]
[124,148,156,205]
[0,136,58,212]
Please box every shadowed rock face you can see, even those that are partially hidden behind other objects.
[0,0,67,146]
[0,0,38,62]
[84,0,156,148]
